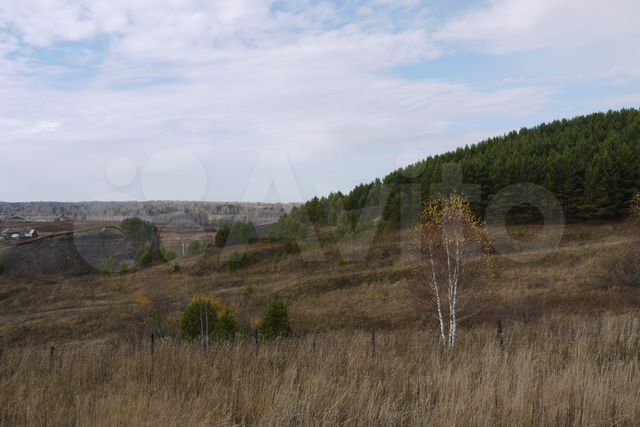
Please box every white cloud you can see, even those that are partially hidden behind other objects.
[436,0,640,81]
[437,0,639,54]
[0,0,558,201]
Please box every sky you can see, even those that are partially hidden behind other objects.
[1,0,639,203]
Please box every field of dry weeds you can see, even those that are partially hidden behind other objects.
[1,221,640,426]
[1,314,639,426]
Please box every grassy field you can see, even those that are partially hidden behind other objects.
[1,314,639,426]
[1,221,639,425]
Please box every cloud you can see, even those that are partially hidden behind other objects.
[0,0,559,201]
[436,0,640,81]
[437,0,639,53]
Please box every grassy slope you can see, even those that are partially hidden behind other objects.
[1,221,639,346]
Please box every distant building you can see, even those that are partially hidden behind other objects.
[1,215,28,223]
[30,216,72,223]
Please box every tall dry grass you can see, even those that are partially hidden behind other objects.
[1,313,639,426]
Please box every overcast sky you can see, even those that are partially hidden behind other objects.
[1,0,639,203]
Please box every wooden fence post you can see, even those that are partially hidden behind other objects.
[496,320,505,351]
[49,346,55,370]
[254,330,259,357]
[371,328,376,358]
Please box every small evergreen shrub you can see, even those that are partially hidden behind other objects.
[259,299,291,340]
[215,225,230,248]
[215,312,239,340]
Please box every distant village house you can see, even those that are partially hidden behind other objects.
[0,215,28,223]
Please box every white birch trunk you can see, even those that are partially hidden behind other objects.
[429,243,446,345]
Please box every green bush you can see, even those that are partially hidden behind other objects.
[215,220,257,248]
[100,256,118,276]
[268,214,308,241]
[180,297,238,342]
[171,263,181,273]
[180,297,218,342]
[121,217,164,267]
[229,220,257,244]
[120,217,156,242]
[215,312,239,340]
[188,240,205,255]
[160,246,177,261]
[334,212,374,241]
[214,225,230,248]
[259,299,291,340]
[136,242,156,267]
[228,251,250,272]
[118,261,129,274]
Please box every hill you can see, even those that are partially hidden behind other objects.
[291,109,640,228]
[1,221,638,345]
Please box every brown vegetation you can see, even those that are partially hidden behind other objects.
[2,221,639,343]
[1,314,639,426]
[1,220,640,425]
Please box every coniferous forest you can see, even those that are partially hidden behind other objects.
[289,109,640,228]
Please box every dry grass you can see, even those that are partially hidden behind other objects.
[1,221,640,345]
[2,222,640,425]
[1,313,639,426]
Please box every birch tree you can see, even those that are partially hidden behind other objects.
[413,193,490,352]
